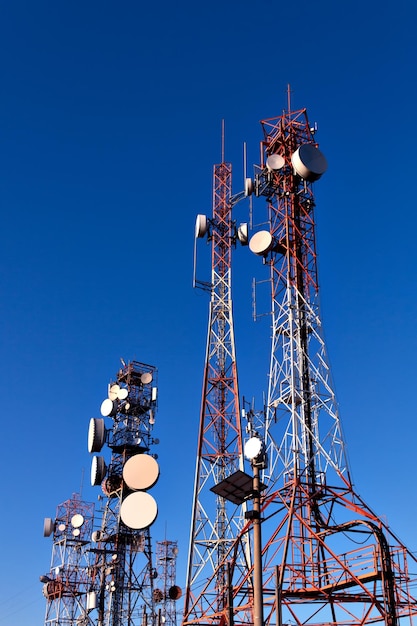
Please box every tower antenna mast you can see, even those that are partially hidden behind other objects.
[183,128,249,626]
[237,97,417,626]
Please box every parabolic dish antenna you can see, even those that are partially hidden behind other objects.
[249,231,274,256]
[244,436,263,460]
[141,372,153,385]
[123,453,160,491]
[117,387,128,400]
[120,491,158,529]
[266,154,285,171]
[71,514,84,528]
[195,214,208,238]
[245,177,253,197]
[43,517,54,537]
[291,143,327,181]
[108,384,120,401]
[88,417,106,453]
[237,223,248,245]
[100,398,117,417]
[168,585,182,600]
[91,455,107,486]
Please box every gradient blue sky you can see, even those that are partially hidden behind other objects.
[1,1,417,623]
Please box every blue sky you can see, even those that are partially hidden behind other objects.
[1,1,417,623]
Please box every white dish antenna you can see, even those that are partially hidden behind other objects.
[141,372,153,385]
[120,491,158,529]
[244,436,263,460]
[245,177,253,197]
[100,398,117,417]
[43,517,54,537]
[266,154,285,171]
[249,231,274,256]
[195,214,208,238]
[123,453,160,491]
[108,384,120,401]
[291,143,327,181]
[91,455,107,486]
[71,514,84,528]
[88,417,106,453]
[118,387,128,400]
[237,223,248,245]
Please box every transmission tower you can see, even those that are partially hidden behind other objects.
[154,540,181,626]
[87,360,160,626]
[41,360,174,626]
[41,493,95,626]
[234,93,417,626]
[183,144,250,626]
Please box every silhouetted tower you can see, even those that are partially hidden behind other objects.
[237,94,417,626]
[42,493,95,625]
[184,144,249,625]
[88,360,160,626]
[154,540,181,626]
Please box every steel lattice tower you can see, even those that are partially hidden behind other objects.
[154,540,181,626]
[232,97,417,626]
[41,360,165,626]
[42,493,95,626]
[183,154,250,626]
[87,360,160,626]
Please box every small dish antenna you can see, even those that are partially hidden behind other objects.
[249,231,274,256]
[195,214,208,239]
[266,154,285,171]
[118,387,128,400]
[108,384,120,401]
[43,517,55,537]
[237,223,248,245]
[141,372,153,385]
[245,178,253,197]
[100,398,117,417]
[88,417,106,453]
[244,436,263,460]
[71,514,84,528]
[91,455,107,486]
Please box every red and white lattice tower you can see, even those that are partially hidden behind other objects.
[154,540,181,626]
[41,360,165,626]
[183,149,250,626]
[42,493,95,626]
[235,94,417,626]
